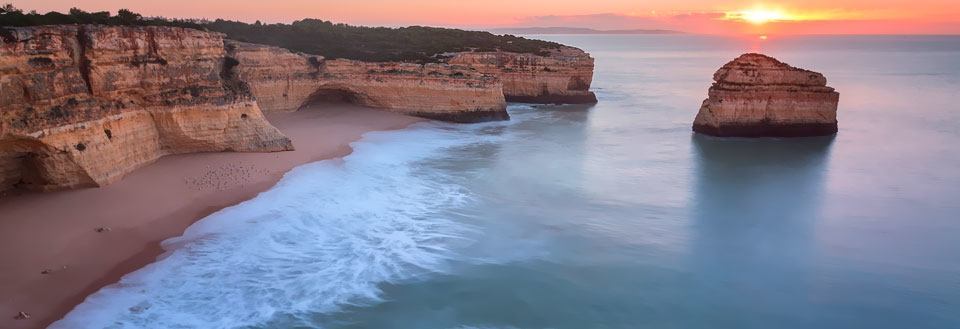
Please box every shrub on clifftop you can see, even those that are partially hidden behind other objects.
[0,5,561,63]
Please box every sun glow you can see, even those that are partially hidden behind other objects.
[726,7,792,24]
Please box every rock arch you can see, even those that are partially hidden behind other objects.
[299,84,378,110]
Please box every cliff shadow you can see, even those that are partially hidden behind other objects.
[0,137,90,196]
[683,134,835,323]
[0,139,42,195]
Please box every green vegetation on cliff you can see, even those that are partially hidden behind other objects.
[0,5,561,62]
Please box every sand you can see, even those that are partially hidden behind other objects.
[0,105,422,328]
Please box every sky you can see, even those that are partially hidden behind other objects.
[16,0,960,34]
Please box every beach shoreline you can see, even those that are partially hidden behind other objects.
[0,105,422,329]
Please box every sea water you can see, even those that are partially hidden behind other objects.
[53,35,960,329]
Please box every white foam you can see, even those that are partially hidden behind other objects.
[51,118,515,329]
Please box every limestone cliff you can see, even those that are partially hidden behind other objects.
[447,46,597,104]
[0,25,292,192]
[226,41,508,123]
[692,53,840,137]
[1,25,599,192]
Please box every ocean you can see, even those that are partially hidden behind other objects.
[52,35,960,329]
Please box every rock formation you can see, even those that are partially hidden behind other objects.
[448,47,597,104]
[0,25,292,192]
[226,41,508,122]
[692,53,839,137]
[1,24,598,193]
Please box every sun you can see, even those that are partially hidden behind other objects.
[726,8,791,25]
[742,9,786,24]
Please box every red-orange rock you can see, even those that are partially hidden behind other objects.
[693,53,840,137]
[1,25,599,193]
[0,26,292,192]
[226,41,508,123]
[448,47,597,104]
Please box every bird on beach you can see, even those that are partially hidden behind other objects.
[184,162,271,191]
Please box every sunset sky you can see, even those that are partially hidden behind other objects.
[18,0,960,34]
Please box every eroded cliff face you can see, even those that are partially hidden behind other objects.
[226,41,508,122]
[447,47,597,104]
[0,25,292,192]
[692,53,840,137]
[1,25,598,192]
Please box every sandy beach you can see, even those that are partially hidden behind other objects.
[0,105,421,329]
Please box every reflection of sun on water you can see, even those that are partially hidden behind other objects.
[750,35,770,53]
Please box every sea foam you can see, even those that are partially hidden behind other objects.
[50,115,521,328]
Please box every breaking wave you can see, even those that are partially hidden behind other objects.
[49,111,529,328]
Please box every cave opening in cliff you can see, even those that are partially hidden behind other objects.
[301,87,369,110]
[0,138,51,194]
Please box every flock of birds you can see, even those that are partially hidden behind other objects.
[184,162,275,191]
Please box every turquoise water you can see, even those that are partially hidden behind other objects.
[55,35,960,328]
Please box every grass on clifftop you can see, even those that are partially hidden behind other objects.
[0,5,562,62]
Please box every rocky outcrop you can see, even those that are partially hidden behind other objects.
[447,47,597,104]
[1,25,599,193]
[693,53,840,137]
[228,41,598,122]
[226,41,508,122]
[0,25,292,192]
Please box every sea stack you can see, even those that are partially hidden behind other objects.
[692,53,839,137]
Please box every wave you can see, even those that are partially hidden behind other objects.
[49,112,528,328]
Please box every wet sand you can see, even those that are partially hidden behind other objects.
[0,105,421,328]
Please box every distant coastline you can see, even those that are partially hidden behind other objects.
[487,27,683,35]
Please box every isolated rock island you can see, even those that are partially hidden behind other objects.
[692,53,839,137]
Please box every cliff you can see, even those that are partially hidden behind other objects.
[692,53,840,137]
[227,41,598,121]
[225,41,508,122]
[0,25,292,192]
[1,25,598,193]
[447,46,597,104]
